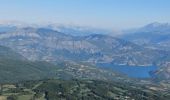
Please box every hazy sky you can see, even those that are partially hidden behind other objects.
[0,0,170,30]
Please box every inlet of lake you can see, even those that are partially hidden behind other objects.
[97,63,158,78]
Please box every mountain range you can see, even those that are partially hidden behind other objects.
[0,22,170,81]
[0,26,169,66]
[121,22,170,51]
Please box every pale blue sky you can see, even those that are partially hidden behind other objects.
[0,0,170,29]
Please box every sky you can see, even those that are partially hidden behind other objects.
[0,0,170,30]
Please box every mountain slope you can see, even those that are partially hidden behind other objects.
[0,59,58,83]
[0,45,59,83]
[0,27,169,67]
[0,45,129,83]
[0,45,25,60]
[121,22,170,50]
[152,63,170,81]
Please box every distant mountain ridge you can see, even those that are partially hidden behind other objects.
[121,22,170,50]
[0,23,170,81]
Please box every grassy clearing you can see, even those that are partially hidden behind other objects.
[0,96,6,100]
[17,95,33,100]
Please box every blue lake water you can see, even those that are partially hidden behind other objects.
[97,63,158,78]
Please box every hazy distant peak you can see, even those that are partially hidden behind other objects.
[144,22,170,28]
[130,22,170,34]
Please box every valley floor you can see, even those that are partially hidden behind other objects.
[0,79,170,100]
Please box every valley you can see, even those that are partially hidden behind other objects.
[0,23,170,99]
[1,1,170,99]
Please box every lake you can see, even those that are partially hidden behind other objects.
[97,63,158,78]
